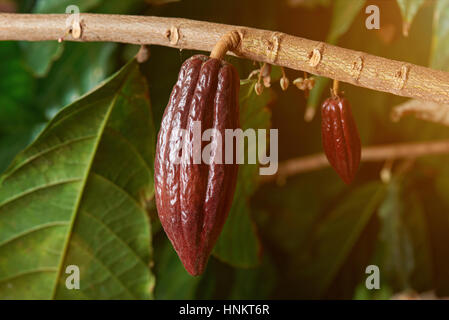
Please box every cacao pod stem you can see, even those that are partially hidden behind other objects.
[332,79,340,97]
[210,31,241,60]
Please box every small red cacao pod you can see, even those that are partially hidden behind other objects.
[154,55,240,276]
[321,95,361,184]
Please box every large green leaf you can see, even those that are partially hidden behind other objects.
[212,80,273,268]
[431,0,449,71]
[0,60,156,299]
[397,0,426,36]
[292,182,386,298]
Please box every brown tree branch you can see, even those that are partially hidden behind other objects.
[1,13,449,104]
[261,139,449,184]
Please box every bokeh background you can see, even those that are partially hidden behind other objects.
[2,0,449,299]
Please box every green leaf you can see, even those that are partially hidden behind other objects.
[293,182,386,298]
[0,42,40,133]
[397,0,426,36]
[212,81,272,268]
[0,42,44,173]
[430,0,449,70]
[353,282,393,300]
[213,194,260,268]
[306,0,366,116]
[0,60,156,299]
[229,254,277,299]
[305,76,330,116]
[20,0,143,78]
[371,179,434,293]
[376,181,414,290]
[288,0,331,9]
[20,0,103,77]
[0,132,37,175]
[254,171,345,256]
[37,42,118,112]
[92,0,145,13]
[402,193,433,291]
[20,42,64,78]
[34,0,102,13]
[327,0,366,44]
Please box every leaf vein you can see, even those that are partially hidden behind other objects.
[69,240,136,299]
[0,178,82,209]
[0,268,58,285]
[2,135,97,182]
[0,221,69,248]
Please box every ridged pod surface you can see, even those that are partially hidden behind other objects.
[154,55,240,276]
[321,95,361,184]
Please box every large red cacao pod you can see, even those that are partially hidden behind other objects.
[321,95,361,184]
[154,55,240,276]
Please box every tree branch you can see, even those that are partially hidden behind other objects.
[1,13,449,104]
[261,139,449,184]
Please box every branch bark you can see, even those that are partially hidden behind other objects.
[1,13,449,104]
[261,139,449,184]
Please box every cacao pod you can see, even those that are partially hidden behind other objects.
[154,55,240,276]
[321,95,361,184]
